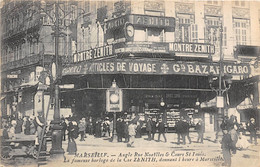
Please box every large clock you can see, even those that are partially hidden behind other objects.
[110,94,119,103]
[125,23,135,38]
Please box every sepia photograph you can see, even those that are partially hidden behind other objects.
[0,0,259,167]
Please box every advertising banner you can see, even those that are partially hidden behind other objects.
[63,59,250,76]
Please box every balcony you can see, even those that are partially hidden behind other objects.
[1,54,43,72]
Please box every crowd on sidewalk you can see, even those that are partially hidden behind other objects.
[58,114,258,157]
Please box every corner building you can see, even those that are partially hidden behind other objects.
[1,0,260,131]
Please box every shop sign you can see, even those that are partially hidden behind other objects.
[7,74,18,79]
[114,42,214,54]
[73,44,114,63]
[63,60,250,76]
[115,42,168,54]
[105,14,175,31]
[105,15,128,31]
[169,42,215,54]
[129,14,175,28]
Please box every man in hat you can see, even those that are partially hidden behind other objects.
[221,128,234,167]
[247,118,257,145]
[146,117,152,141]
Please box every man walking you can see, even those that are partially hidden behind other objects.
[175,117,185,145]
[247,118,257,145]
[221,128,234,167]
[157,119,167,142]
[195,119,204,143]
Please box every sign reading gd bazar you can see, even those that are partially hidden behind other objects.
[62,60,250,76]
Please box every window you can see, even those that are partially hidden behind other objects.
[191,24,198,42]
[234,19,249,45]
[176,14,194,42]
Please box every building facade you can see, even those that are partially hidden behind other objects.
[1,0,260,131]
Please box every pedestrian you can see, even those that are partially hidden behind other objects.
[220,116,229,132]
[146,117,152,141]
[157,119,167,142]
[229,124,239,154]
[135,120,142,138]
[105,117,111,137]
[15,116,23,134]
[24,117,31,135]
[2,125,9,140]
[221,128,234,167]
[247,118,257,145]
[9,120,16,139]
[195,119,204,143]
[29,117,36,135]
[82,118,87,138]
[67,121,78,155]
[116,118,124,142]
[183,119,192,144]
[124,121,129,142]
[95,119,102,138]
[127,121,137,147]
[151,118,157,140]
[60,118,67,141]
[175,118,185,145]
[78,119,85,141]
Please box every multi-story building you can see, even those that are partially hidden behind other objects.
[1,0,78,119]
[1,0,260,131]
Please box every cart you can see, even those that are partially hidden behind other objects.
[1,134,38,160]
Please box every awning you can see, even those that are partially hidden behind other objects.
[200,97,216,108]
[236,97,254,110]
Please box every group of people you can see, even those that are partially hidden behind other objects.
[1,112,46,140]
[220,115,257,167]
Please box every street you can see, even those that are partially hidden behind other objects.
[2,132,258,167]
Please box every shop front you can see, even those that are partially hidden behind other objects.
[61,58,250,131]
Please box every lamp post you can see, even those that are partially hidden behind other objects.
[38,0,85,157]
[208,22,232,142]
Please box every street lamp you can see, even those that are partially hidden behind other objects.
[208,73,232,142]
[38,0,85,158]
[207,21,233,142]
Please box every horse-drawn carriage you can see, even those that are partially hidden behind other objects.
[1,134,38,160]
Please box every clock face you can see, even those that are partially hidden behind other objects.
[126,24,134,37]
[110,94,119,103]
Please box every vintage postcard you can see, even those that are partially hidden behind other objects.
[0,0,259,167]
